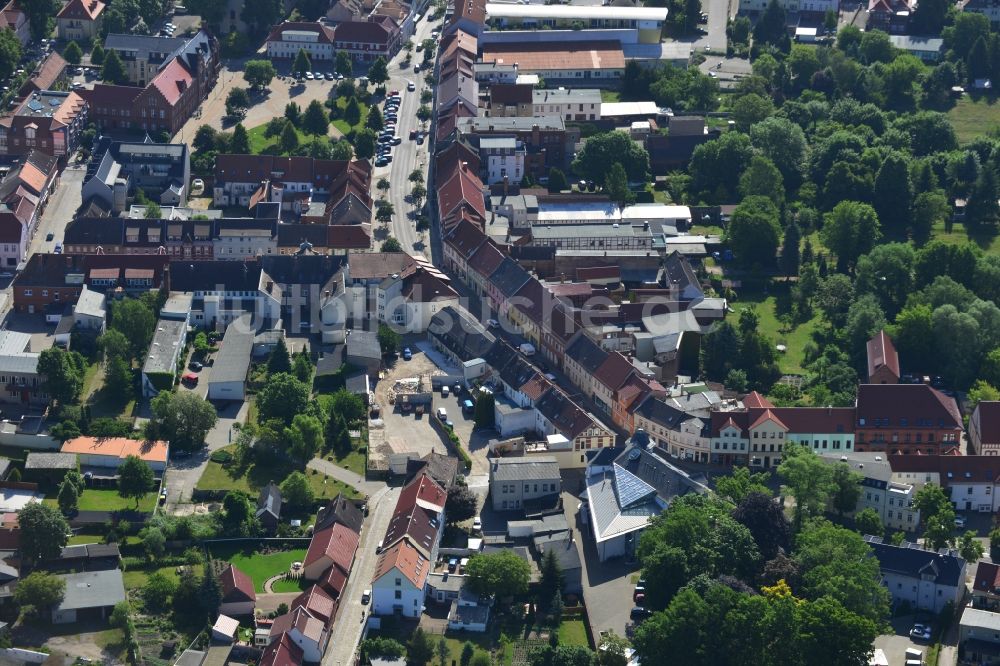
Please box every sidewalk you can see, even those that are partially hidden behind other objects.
[307,457,385,497]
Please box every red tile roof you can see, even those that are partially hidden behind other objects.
[576,266,620,281]
[866,330,900,381]
[267,20,335,44]
[333,17,394,45]
[445,218,487,259]
[304,522,360,574]
[291,584,336,625]
[452,0,486,25]
[320,563,348,598]
[743,391,773,409]
[856,384,963,432]
[259,632,304,666]
[749,408,787,431]
[974,401,1000,445]
[326,225,371,250]
[220,563,256,603]
[975,561,1000,594]
[149,57,193,106]
[373,537,430,589]
[887,454,1000,483]
[593,351,635,392]
[57,0,105,20]
[469,241,505,278]
[438,162,486,224]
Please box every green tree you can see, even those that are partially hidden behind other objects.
[689,131,754,201]
[914,483,953,523]
[957,531,985,563]
[377,323,401,355]
[538,548,564,605]
[407,628,435,666]
[821,201,882,271]
[144,202,162,219]
[364,637,406,660]
[18,502,69,565]
[280,122,300,154]
[381,237,402,252]
[968,380,1000,407]
[366,105,384,132]
[572,131,649,184]
[473,391,495,429]
[101,49,127,84]
[872,153,913,237]
[725,195,781,268]
[548,167,568,192]
[281,471,316,510]
[738,155,784,206]
[465,551,531,598]
[91,41,105,65]
[355,129,377,160]
[780,222,801,277]
[149,391,219,452]
[966,166,1000,233]
[285,101,301,126]
[335,50,352,78]
[221,493,256,535]
[13,571,65,614]
[445,485,478,524]
[256,373,310,425]
[330,389,367,424]
[460,642,476,666]
[303,99,330,136]
[604,162,633,206]
[715,467,771,504]
[733,491,791,561]
[854,507,883,536]
[368,56,389,87]
[199,565,222,618]
[344,97,362,127]
[268,338,292,375]
[139,526,165,559]
[243,59,276,90]
[225,87,251,119]
[63,41,83,65]
[230,123,251,154]
[111,297,155,358]
[57,478,79,515]
[143,571,176,611]
[287,413,323,460]
[778,444,836,530]
[38,347,85,405]
[118,455,153,508]
[732,93,774,131]
[830,462,862,517]
[292,353,313,384]
[293,48,311,76]
[753,0,790,51]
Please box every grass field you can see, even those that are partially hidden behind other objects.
[948,94,1000,144]
[247,123,320,155]
[600,90,621,102]
[270,576,311,593]
[209,545,308,592]
[734,290,820,375]
[196,447,361,500]
[331,96,369,136]
[45,489,156,513]
[123,564,185,591]
[557,618,589,647]
[929,219,1000,255]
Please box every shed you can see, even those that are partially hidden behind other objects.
[208,315,254,401]
[211,614,240,643]
[345,329,381,377]
[52,569,127,624]
[24,452,77,484]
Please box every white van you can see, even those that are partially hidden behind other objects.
[519,343,536,356]
[436,407,447,421]
[442,385,450,397]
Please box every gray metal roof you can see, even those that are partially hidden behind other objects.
[346,329,381,361]
[427,572,466,592]
[962,607,1000,632]
[56,569,126,611]
[449,598,490,625]
[142,319,187,375]
[210,315,254,384]
[490,457,560,482]
[73,286,106,319]
[585,465,664,543]
[24,452,77,470]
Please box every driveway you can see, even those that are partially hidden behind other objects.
[875,615,944,666]
[30,163,85,256]
[322,484,401,666]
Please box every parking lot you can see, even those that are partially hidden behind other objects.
[874,616,939,666]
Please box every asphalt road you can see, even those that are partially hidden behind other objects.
[30,164,84,255]
[376,16,443,258]
[322,484,400,666]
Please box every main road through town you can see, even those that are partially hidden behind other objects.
[376,12,443,261]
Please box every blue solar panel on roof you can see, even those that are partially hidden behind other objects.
[613,463,656,508]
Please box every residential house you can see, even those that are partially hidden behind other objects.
[0,150,57,269]
[531,88,601,121]
[19,52,68,98]
[57,0,105,41]
[73,285,106,332]
[213,219,278,260]
[426,305,496,367]
[888,454,1000,513]
[219,564,256,617]
[865,536,966,613]
[440,216,486,285]
[82,138,190,213]
[268,607,329,662]
[819,453,919,532]
[0,0,29,46]
[456,115,578,178]
[332,15,401,62]
[0,330,43,405]
[867,0,913,33]
[0,90,88,158]
[290,585,336,625]
[103,33,189,85]
[447,588,491,633]
[959,607,1000,666]
[483,3,666,42]
[12,254,168,313]
[445,0,486,36]
[61,436,169,473]
[632,398,711,463]
[405,452,460,491]
[437,160,487,233]
[266,21,336,60]
[533,385,616,467]
[160,260,280,328]
[259,633,304,666]
[477,137,524,186]
[479,41,625,82]
[303,522,360,581]
[973,561,1000,611]
[371,537,431,618]
[62,217,215,260]
[971,402,1000,456]
[532,532,582,595]
[867,330,900,384]
[345,329,381,377]
[140,318,187,396]
[854,383,963,455]
[51,569,127,624]
[256,482,282,532]
[964,0,1000,25]
[376,259,459,333]
[489,456,560,512]
[486,83,532,117]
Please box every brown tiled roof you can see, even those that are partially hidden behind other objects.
[383,473,445,556]
[593,350,635,392]
[438,163,486,222]
[260,633,304,666]
[79,83,142,108]
[348,252,414,280]
[709,410,749,437]
[20,52,67,96]
[435,140,480,177]
[490,83,533,106]
[521,373,553,401]
[452,0,486,24]
[469,241,505,278]
[373,537,430,589]
[975,561,1000,594]
[220,564,256,603]
[320,563,348,598]
[57,0,105,20]
[333,17,393,44]
[576,265,619,282]
[856,384,963,432]
[867,330,900,380]
[974,401,1000,445]
[291,584,336,625]
[267,20,335,44]
[888,454,1000,482]
[327,225,371,250]
[444,218,486,259]
[481,41,625,72]
[743,391,773,409]
[304,523,359,574]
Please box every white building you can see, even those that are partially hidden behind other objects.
[866,536,967,614]
[739,0,838,12]
[371,538,431,618]
[207,315,254,401]
[820,454,920,532]
[483,3,668,44]
[213,222,277,260]
[478,137,525,186]
[72,286,106,332]
[531,88,602,121]
[141,318,187,397]
[376,260,460,333]
[266,21,336,60]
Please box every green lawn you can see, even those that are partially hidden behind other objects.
[247,123,323,155]
[45,489,156,513]
[270,576,311,593]
[947,94,1000,144]
[209,545,308,593]
[557,618,589,647]
[331,96,369,135]
[123,564,185,591]
[733,290,820,376]
[600,89,621,102]
[930,219,1000,256]
[82,360,137,419]
[196,446,361,500]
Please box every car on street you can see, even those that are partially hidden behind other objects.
[473,516,482,530]
[181,372,199,385]
[388,90,399,96]
[486,318,500,329]
[45,233,53,241]
[325,72,334,80]
[402,347,412,360]
[54,243,62,254]
[407,81,416,91]
[305,72,314,80]
[414,64,421,73]
[416,135,424,145]
[189,361,204,371]
[362,589,371,604]
[375,158,389,167]
[159,489,167,503]
[391,136,402,145]
[955,515,966,528]
[630,607,651,621]
[909,624,932,641]
[409,129,418,139]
